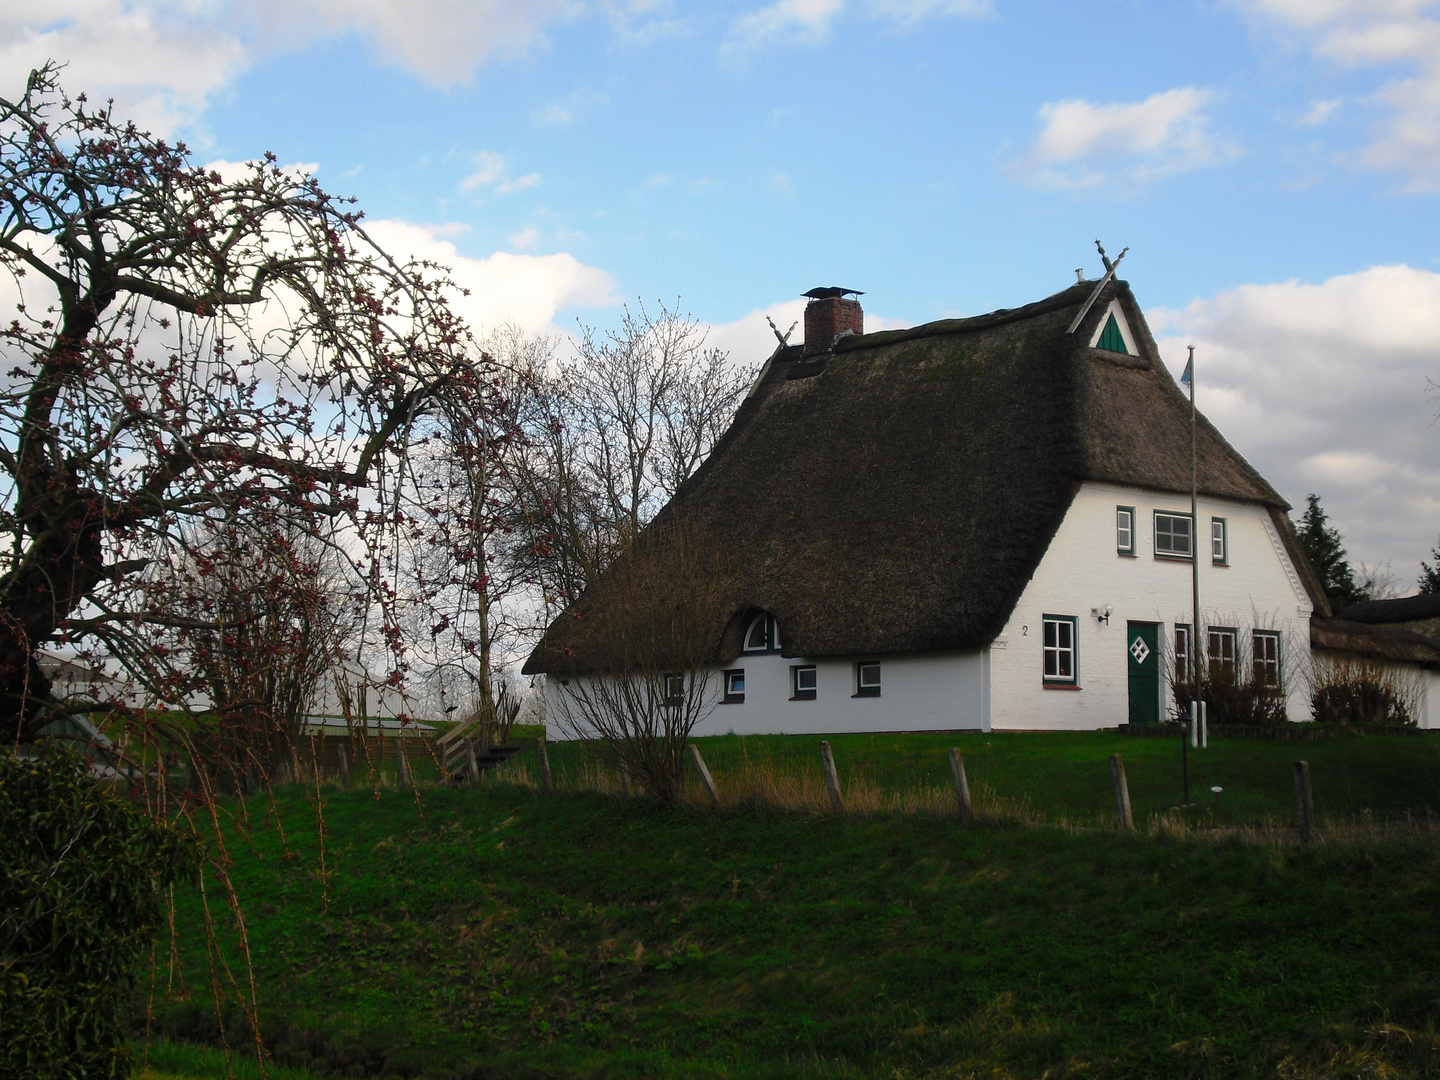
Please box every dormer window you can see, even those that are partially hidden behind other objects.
[743,612,781,653]
[1089,300,1137,355]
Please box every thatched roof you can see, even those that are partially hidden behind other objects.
[1335,594,1440,625]
[525,279,1324,674]
[1311,618,1440,670]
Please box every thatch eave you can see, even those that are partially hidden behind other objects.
[1311,618,1440,669]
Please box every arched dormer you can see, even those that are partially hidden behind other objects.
[742,611,781,654]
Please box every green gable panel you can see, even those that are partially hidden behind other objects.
[1097,312,1128,354]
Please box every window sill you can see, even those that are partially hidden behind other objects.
[852,691,880,699]
[721,697,744,705]
[790,694,816,702]
[1154,554,1194,563]
[1042,682,1081,690]
[1211,561,1229,568]
[1117,551,1136,558]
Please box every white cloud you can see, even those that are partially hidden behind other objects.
[1246,0,1440,188]
[605,0,686,44]
[0,0,248,135]
[723,0,844,56]
[239,0,584,87]
[1300,97,1344,125]
[363,219,616,336]
[532,88,609,126]
[459,151,507,191]
[508,226,540,250]
[495,172,542,195]
[1147,263,1440,584]
[864,0,989,24]
[459,152,541,197]
[0,0,585,137]
[1013,87,1235,190]
[721,0,983,58]
[204,158,319,183]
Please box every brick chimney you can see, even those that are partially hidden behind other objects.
[803,287,863,356]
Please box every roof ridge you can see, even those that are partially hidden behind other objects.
[827,280,1097,355]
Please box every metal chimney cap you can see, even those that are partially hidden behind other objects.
[802,287,864,300]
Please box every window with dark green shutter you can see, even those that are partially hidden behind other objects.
[1097,313,1128,354]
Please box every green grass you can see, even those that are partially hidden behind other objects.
[146,732,1440,1079]
[134,1040,327,1079]
[523,729,1440,827]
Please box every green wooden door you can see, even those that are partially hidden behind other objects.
[1127,621,1160,725]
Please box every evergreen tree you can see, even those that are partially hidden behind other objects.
[1298,494,1367,609]
[1418,536,1440,594]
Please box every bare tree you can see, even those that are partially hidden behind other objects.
[502,303,751,620]
[389,333,527,733]
[153,516,357,784]
[0,65,498,743]
[551,516,736,802]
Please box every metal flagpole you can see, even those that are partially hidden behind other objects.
[1185,345,1199,803]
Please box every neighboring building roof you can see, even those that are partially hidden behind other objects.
[1311,618,1440,670]
[36,650,123,689]
[525,279,1328,674]
[1334,594,1440,625]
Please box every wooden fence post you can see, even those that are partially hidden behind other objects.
[1293,760,1314,844]
[688,743,720,809]
[948,748,974,825]
[536,738,553,793]
[616,754,631,798]
[820,740,843,812]
[466,739,480,783]
[1109,753,1134,832]
[337,741,350,789]
[395,737,409,790]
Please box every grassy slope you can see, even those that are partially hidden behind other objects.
[533,730,1440,825]
[151,734,1440,1079]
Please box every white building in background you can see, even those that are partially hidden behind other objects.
[527,277,1436,732]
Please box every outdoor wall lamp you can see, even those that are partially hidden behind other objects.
[1091,605,1112,625]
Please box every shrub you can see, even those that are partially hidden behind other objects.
[1173,675,1290,726]
[0,743,197,1079]
[1311,658,1416,726]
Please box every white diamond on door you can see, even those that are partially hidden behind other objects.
[1130,637,1151,664]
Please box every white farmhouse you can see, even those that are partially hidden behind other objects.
[525,277,1343,733]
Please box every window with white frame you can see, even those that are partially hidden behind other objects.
[854,662,881,697]
[1154,512,1193,558]
[1043,615,1078,684]
[1174,624,1192,683]
[722,669,745,704]
[663,673,684,705]
[791,665,817,700]
[1212,517,1228,564]
[1253,631,1281,688]
[1208,628,1237,682]
[1117,506,1136,555]
[743,612,780,653]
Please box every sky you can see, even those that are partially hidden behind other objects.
[8,0,1440,590]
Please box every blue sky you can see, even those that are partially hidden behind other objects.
[8,0,1440,586]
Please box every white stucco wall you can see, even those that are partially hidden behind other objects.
[547,647,991,739]
[542,481,1319,736]
[990,482,1314,730]
[1416,670,1440,729]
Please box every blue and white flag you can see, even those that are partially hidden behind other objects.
[1180,355,1193,386]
